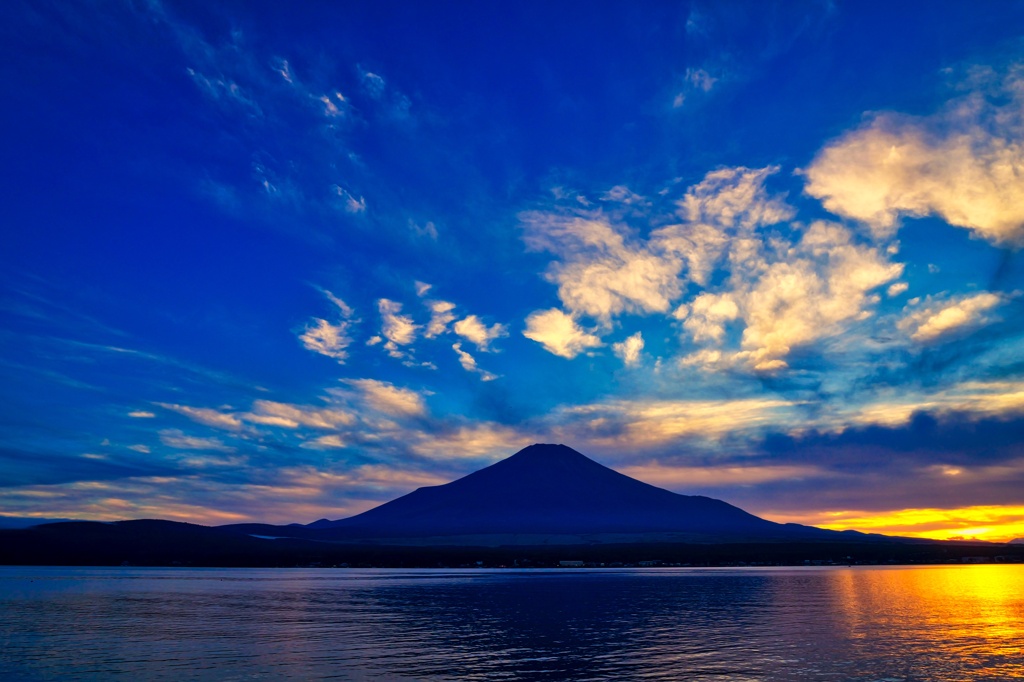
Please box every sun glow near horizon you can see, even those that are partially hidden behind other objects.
[767,506,1024,544]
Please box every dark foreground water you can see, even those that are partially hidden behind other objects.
[1,566,1022,681]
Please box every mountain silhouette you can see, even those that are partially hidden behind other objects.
[303,443,836,542]
[9,444,1006,566]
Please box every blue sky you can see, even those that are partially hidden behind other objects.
[4,0,1024,540]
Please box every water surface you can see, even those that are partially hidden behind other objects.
[1,565,1022,680]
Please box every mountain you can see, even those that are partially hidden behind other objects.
[290,444,843,543]
[7,445,1021,566]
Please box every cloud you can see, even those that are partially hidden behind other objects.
[523,212,686,324]
[600,185,649,207]
[424,300,456,338]
[357,65,411,119]
[128,411,155,418]
[299,318,353,362]
[319,288,355,317]
[887,281,909,297]
[677,220,903,371]
[137,1,373,235]
[553,396,799,450]
[334,185,367,214]
[410,220,439,240]
[344,379,426,418]
[377,299,419,358]
[359,68,387,99]
[319,92,347,118]
[172,454,248,469]
[654,167,795,288]
[0,460,455,525]
[805,63,1024,244]
[898,291,1006,343]
[156,403,244,431]
[524,167,793,333]
[522,308,603,359]
[408,423,535,459]
[159,429,236,453]
[453,315,507,351]
[244,400,356,430]
[299,289,356,363]
[452,343,498,381]
[522,167,855,369]
[414,281,432,297]
[300,434,348,450]
[185,68,262,116]
[621,462,823,488]
[678,293,739,343]
[612,332,644,367]
[674,165,794,231]
[672,67,719,108]
[832,380,1024,429]
[735,222,902,369]
[782,504,1024,542]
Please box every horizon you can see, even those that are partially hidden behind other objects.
[4,1,1024,543]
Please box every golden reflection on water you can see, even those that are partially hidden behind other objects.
[829,565,1024,679]
[3,567,1023,680]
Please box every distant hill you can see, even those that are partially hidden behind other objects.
[0,515,76,529]
[1010,538,1024,545]
[232,444,861,545]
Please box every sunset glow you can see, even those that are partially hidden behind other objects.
[771,506,1024,544]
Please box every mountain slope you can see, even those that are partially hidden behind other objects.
[305,444,833,541]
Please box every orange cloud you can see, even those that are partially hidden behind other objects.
[767,505,1024,543]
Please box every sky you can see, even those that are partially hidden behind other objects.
[4,0,1024,542]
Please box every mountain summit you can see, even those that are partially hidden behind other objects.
[307,444,832,542]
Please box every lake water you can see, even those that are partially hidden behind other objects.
[0,565,1021,681]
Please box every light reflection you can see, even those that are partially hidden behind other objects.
[826,566,1024,679]
[2,567,1022,680]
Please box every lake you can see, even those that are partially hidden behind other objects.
[1,565,1021,680]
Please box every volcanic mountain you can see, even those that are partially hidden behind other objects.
[276,443,843,544]
[10,444,992,567]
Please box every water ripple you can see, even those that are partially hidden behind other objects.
[0,566,1022,680]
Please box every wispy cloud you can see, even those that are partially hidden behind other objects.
[898,291,1006,343]
[553,396,800,449]
[672,67,719,108]
[334,185,367,214]
[342,378,427,418]
[357,65,412,120]
[156,403,245,431]
[244,400,356,430]
[159,429,236,453]
[452,343,498,381]
[376,298,419,359]
[298,288,357,363]
[424,300,457,338]
[299,319,354,362]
